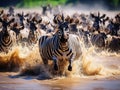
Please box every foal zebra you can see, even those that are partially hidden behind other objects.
[39,21,82,71]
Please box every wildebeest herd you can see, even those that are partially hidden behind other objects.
[0,6,120,72]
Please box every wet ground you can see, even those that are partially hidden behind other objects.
[0,72,120,90]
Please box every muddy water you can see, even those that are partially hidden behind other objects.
[0,72,120,90]
[0,43,120,90]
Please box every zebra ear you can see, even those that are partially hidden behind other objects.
[70,18,74,24]
[27,19,29,23]
[38,17,42,23]
[57,16,61,25]
[53,14,57,24]
[17,13,21,17]
[74,18,79,24]
[61,13,64,22]
[0,9,4,15]
[46,21,50,25]
[98,11,100,17]
[90,13,95,18]
[65,15,70,22]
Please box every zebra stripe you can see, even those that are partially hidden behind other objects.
[28,31,38,45]
[39,35,57,60]
[39,30,82,71]
[0,30,13,53]
[90,33,107,48]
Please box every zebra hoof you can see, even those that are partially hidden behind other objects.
[54,64,58,71]
[68,65,72,71]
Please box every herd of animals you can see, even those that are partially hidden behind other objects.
[0,5,120,72]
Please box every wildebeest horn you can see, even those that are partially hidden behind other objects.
[100,14,106,19]
[105,17,109,21]
[24,13,29,17]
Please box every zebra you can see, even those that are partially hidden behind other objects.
[0,29,13,53]
[39,17,82,71]
[0,14,15,53]
[90,32,107,48]
[91,12,106,31]
[28,30,38,45]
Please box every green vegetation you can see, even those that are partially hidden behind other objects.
[0,0,120,10]
[18,0,120,8]
[19,0,67,8]
[112,0,120,7]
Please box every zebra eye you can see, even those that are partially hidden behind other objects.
[63,27,66,31]
[65,28,68,31]
[64,28,69,32]
[58,31,61,34]
[58,31,62,35]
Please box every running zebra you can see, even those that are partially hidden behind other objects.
[90,32,107,48]
[39,15,82,71]
[0,29,13,53]
[0,13,15,53]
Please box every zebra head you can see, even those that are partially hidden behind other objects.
[17,12,25,26]
[59,22,69,43]
[1,29,11,43]
[57,14,69,43]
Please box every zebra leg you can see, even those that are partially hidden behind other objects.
[53,56,58,71]
[68,61,72,71]
[42,58,49,71]
[68,54,74,71]
[42,58,48,65]
[42,58,48,68]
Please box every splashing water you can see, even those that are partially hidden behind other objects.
[0,44,42,72]
[80,40,120,77]
[0,40,120,79]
